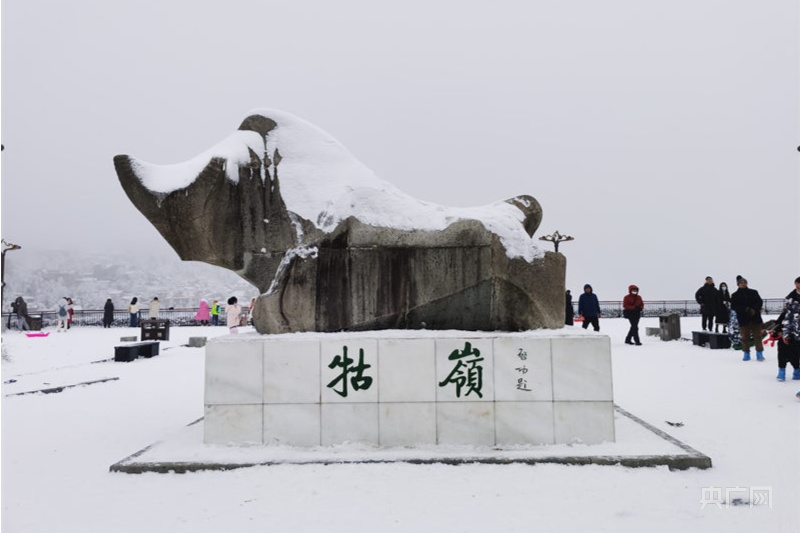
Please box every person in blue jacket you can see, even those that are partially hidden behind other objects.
[578,284,601,331]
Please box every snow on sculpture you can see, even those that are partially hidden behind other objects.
[114,109,566,333]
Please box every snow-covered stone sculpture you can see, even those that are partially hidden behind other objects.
[114,110,565,333]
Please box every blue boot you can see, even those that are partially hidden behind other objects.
[756,351,765,361]
[742,352,751,361]
[793,368,800,380]
[777,368,786,381]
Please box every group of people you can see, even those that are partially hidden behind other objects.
[55,297,75,332]
[694,276,732,333]
[40,295,254,332]
[564,275,800,388]
[565,284,644,344]
[193,297,253,332]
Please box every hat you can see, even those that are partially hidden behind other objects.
[738,277,748,284]
[583,284,592,291]
[628,285,639,292]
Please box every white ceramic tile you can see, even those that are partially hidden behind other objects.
[379,403,437,446]
[321,403,379,445]
[320,339,379,403]
[263,340,320,404]
[203,404,263,444]
[263,404,321,446]
[495,402,555,445]
[551,337,613,401]
[553,401,615,444]
[436,402,495,445]
[205,341,264,404]
[493,337,552,401]
[435,338,494,402]
[378,339,436,402]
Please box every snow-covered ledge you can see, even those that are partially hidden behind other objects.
[204,331,614,447]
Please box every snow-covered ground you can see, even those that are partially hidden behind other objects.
[2,318,798,532]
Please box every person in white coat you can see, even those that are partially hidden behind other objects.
[226,296,242,333]
[149,297,160,319]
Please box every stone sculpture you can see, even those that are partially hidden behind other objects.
[115,109,566,333]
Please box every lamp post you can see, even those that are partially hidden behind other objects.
[538,230,574,253]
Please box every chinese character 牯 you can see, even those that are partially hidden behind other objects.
[327,346,373,398]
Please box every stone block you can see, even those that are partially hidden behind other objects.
[188,336,207,347]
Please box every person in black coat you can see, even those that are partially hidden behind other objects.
[565,290,574,326]
[103,299,115,328]
[730,277,764,361]
[715,282,731,333]
[14,296,29,331]
[695,276,720,332]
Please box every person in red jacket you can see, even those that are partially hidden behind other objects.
[622,284,644,345]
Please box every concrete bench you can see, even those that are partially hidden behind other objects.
[691,331,731,350]
[114,341,160,362]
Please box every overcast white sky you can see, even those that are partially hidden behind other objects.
[1,0,798,300]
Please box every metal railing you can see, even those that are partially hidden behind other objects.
[575,299,787,319]
[2,307,252,329]
[2,299,789,329]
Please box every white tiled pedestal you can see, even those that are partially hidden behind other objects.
[204,332,614,446]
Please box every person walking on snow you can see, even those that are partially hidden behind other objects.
[730,277,764,361]
[622,285,644,345]
[578,284,601,332]
[695,276,720,332]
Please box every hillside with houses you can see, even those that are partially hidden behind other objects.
[3,247,256,312]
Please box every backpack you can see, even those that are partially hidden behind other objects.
[58,303,68,317]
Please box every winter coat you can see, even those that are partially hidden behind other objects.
[565,291,574,325]
[195,300,211,321]
[578,286,601,318]
[15,297,28,318]
[730,287,763,327]
[622,286,644,320]
[695,283,719,316]
[780,299,800,343]
[104,300,115,324]
[226,303,242,327]
[128,301,140,314]
[149,299,160,318]
[716,286,731,323]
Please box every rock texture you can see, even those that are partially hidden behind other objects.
[115,111,566,333]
